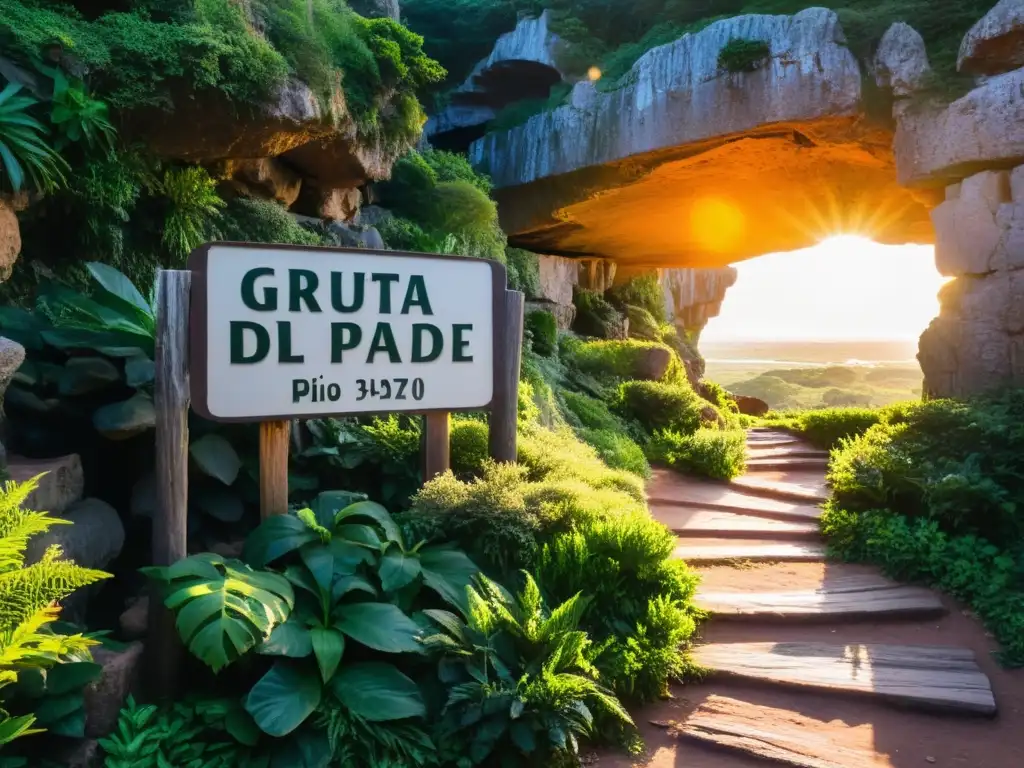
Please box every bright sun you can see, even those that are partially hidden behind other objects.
[701,236,950,343]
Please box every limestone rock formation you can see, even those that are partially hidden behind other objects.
[660,267,738,336]
[895,67,1024,186]
[297,184,362,221]
[874,23,932,96]
[0,199,20,281]
[958,0,1024,75]
[469,9,932,266]
[349,0,400,20]
[919,166,1024,396]
[427,12,565,150]
[222,157,302,208]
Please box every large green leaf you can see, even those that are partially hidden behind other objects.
[310,490,367,529]
[328,662,425,722]
[379,546,421,593]
[156,557,293,672]
[190,433,242,485]
[244,515,320,567]
[86,262,152,317]
[310,627,345,682]
[335,500,401,542]
[245,661,321,737]
[334,603,423,654]
[258,619,312,658]
[300,543,333,594]
[420,545,479,612]
[44,662,102,695]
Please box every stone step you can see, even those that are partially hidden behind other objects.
[649,470,823,524]
[745,457,830,472]
[7,454,84,514]
[696,577,947,623]
[673,695,888,768]
[693,642,996,716]
[746,445,829,460]
[729,473,830,504]
[674,539,827,564]
[659,508,821,541]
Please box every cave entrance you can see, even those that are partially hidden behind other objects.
[699,235,947,411]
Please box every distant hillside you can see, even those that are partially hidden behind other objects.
[703,340,921,409]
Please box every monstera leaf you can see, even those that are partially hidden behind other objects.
[143,554,294,672]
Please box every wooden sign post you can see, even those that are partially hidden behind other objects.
[152,244,523,690]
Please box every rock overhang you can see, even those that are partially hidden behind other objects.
[468,8,937,268]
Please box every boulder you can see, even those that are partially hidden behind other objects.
[93,394,156,440]
[326,221,385,250]
[348,0,400,20]
[732,394,770,417]
[356,205,393,229]
[958,0,1024,75]
[84,642,144,737]
[25,496,123,623]
[931,197,1003,275]
[119,596,148,639]
[284,127,397,189]
[0,198,20,282]
[0,336,25,461]
[700,404,726,428]
[895,67,1024,186]
[25,497,124,570]
[633,346,672,381]
[535,254,578,304]
[7,453,84,514]
[874,23,932,96]
[297,184,361,221]
[222,158,302,207]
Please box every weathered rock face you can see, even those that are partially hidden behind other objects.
[959,0,1024,75]
[222,157,302,208]
[920,165,1024,396]
[469,9,932,266]
[296,184,361,221]
[84,642,143,737]
[348,0,400,20]
[895,67,1024,186]
[659,267,738,337]
[874,22,932,96]
[427,12,564,151]
[0,199,20,282]
[528,254,579,329]
[0,337,25,464]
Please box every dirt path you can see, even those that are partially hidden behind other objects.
[592,429,1024,768]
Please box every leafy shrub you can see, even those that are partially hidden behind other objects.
[44,65,116,154]
[606,274,664,322]
[822,503,1024,665]
[536,515,699,701]
[614,380,711,436]
[506,248,540,297]
[0,83,67,193]
[795,407,883,449]
[572,288,624,339]
[218,197,326,246]
[562,391,621,432]
[579,428,650,478]
[450,417,489,478]
[717,38,770,72]
[623,305,662,341]
[158,165,224,259]
[146,493,479,739]
[0,477,110,749]
[564,338,685,384]
[700,380,737,412]
[525,310,557,356]
[648,428,746,480]
[423,573,633,764]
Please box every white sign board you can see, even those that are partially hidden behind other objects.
[188,244,502,422]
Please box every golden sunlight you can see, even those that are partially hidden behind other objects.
[690,196,745,253]
[701,235,950,342]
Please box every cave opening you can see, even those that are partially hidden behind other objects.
[699,235,947,410]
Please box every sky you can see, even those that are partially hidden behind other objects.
[700,236,949,342]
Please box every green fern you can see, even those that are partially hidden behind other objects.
[0,476,110,748]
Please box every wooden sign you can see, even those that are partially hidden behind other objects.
[187,243,505,421]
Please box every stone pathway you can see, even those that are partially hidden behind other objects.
[594,429,1024,768]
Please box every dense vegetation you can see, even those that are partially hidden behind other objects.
[772,395,1024,666]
